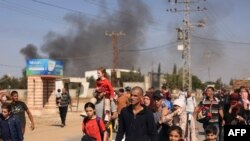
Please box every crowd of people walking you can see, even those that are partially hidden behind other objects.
[80,67,250,141]
[1,67,250,141]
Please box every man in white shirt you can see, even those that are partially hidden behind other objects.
[185,90,197,119]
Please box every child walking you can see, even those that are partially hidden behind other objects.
[82,102,108,141]
[204,125,218,141]
[168,125,185,141]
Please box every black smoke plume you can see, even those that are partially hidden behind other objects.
[21,0,153,76]
[20,44,42,59]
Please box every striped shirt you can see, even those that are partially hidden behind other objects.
[59,93,71,107]
[199,96,222,123]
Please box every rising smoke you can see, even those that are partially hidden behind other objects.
[20,44,42,59]
[20,0,153,76]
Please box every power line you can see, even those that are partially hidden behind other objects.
[49,50,113,60]
[120,42,176,52]
[0,0,64,24]
[32,0,82,14]
[52,36,176,60]
[1,0,110,25]
[193,2,238,47]
[167,0,206,91]
[31,0,115,22]
[34,41,176,61]
[192,35,250,45]
[84,0,134,18]
[83,0,169,29]
[31,0,125,22]
[0,64,23,69]
[32,0,168,31]
[206,2,236,41]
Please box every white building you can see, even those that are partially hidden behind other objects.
[85,69,137,79]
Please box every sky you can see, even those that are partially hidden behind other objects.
[0,0,250,84]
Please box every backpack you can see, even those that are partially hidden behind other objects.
[83,116,104,140]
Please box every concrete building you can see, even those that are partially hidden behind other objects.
[85,68,137,79]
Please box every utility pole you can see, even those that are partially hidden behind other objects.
[105,31,125,87]
[167,0,206,91]
[205,51,213,82]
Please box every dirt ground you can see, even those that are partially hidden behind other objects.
[24,111,83,141]
[23,96,205,141]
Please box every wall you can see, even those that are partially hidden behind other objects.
[3,89,27,101]
[5,88,93,100]
[27,76,57,116]
[123,82,145,90]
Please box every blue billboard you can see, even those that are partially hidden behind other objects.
[26,59,63,76]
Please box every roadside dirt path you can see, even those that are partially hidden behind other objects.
[24,111,83,141]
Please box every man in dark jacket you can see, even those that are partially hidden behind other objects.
[0,103,23,141]
[115,86,158,141]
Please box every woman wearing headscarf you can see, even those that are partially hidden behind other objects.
[241,91,250,110]
[161,98,197,141]
[224,93,246,125]
[240,91,250,125]
[143,93,154,112]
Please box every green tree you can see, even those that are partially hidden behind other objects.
[192,75,204,90]
[172,64,180,89]
[163,73,173,89]
[120,71,144,86]
[0,75,12,89]
[0,75,21,89]
[163,73,181,89]
[163,71,204,90]
[19,69,27,89]
[0,69,29,89]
